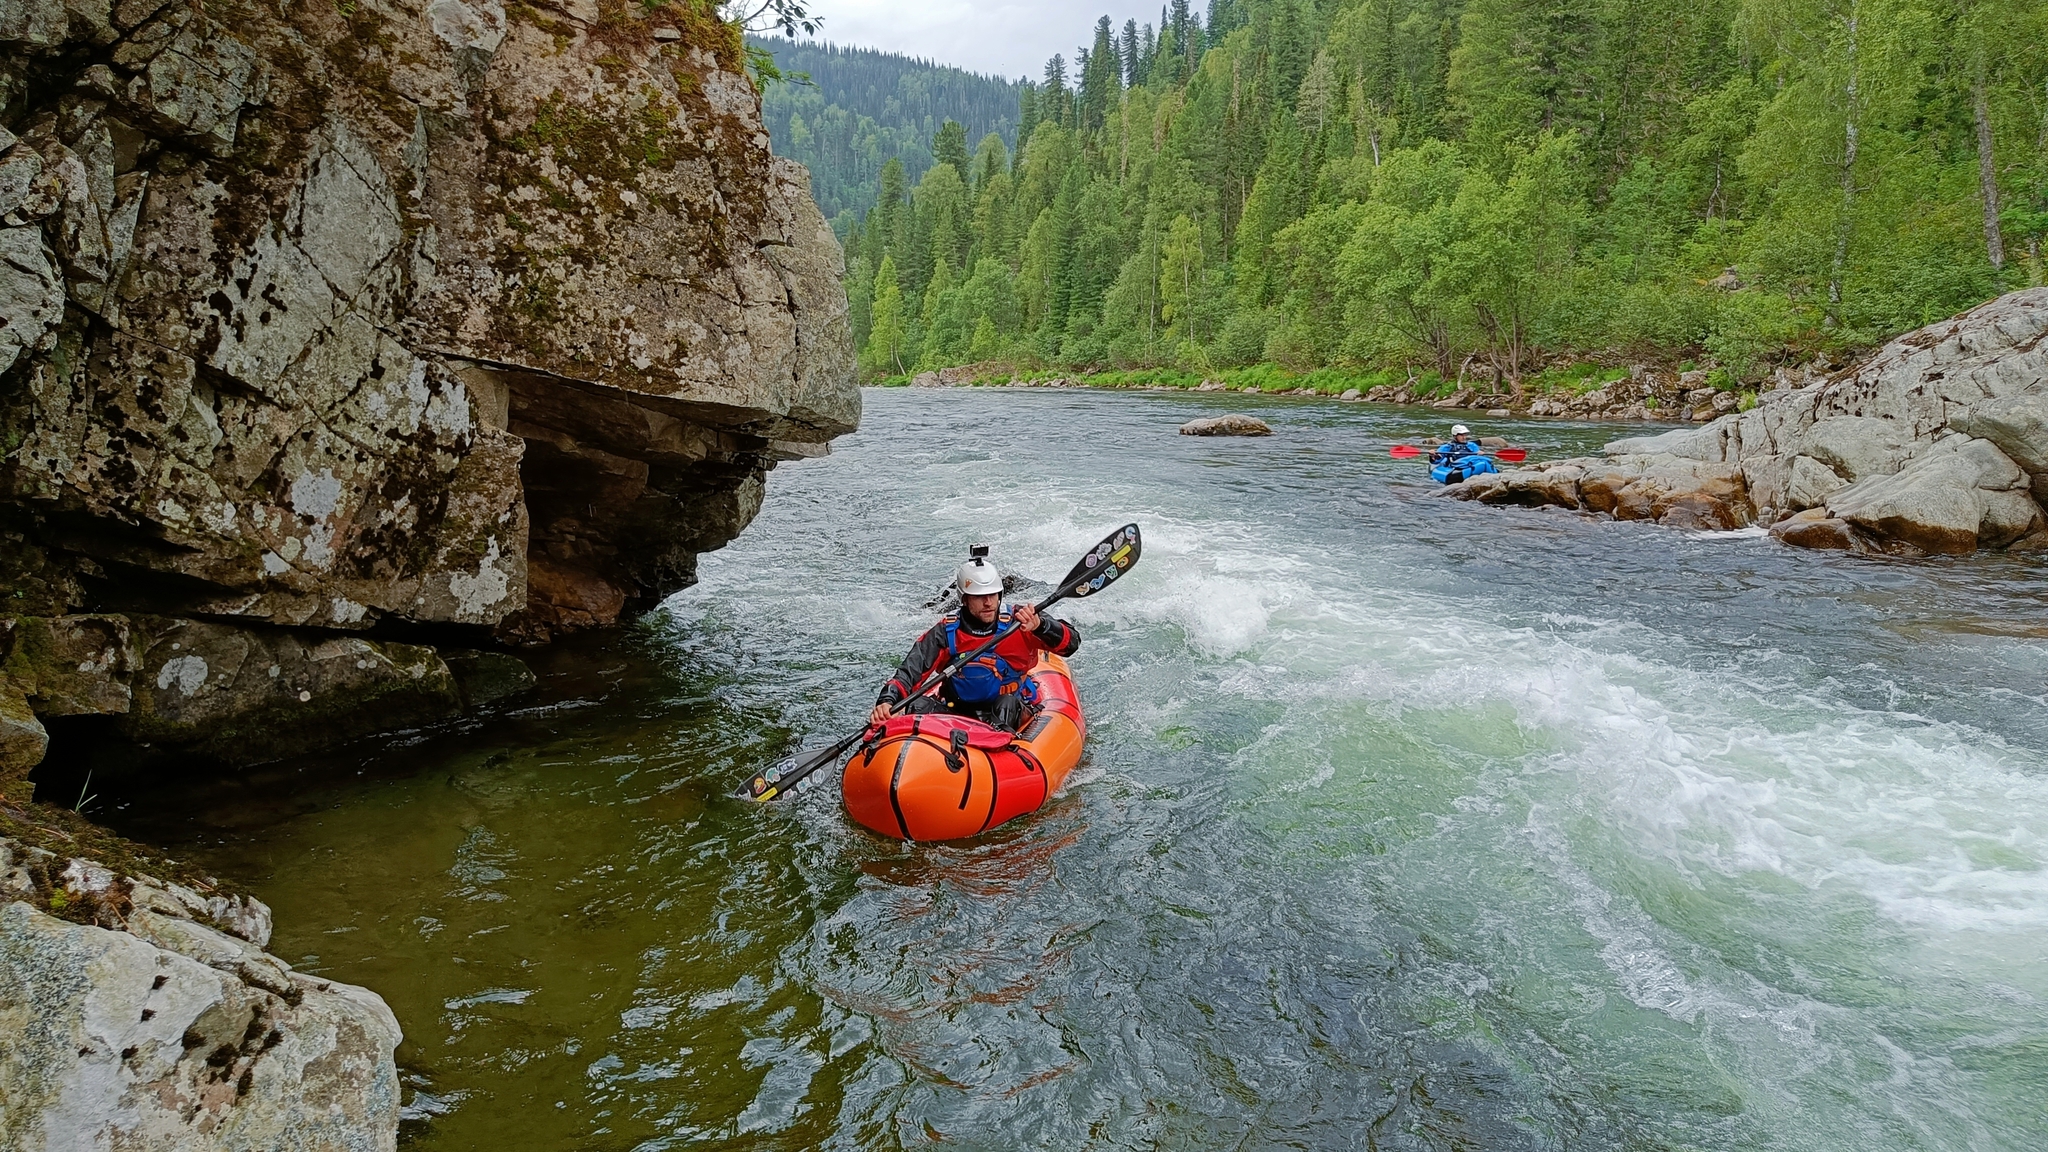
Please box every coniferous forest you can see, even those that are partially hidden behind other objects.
[750,37,1024,222]
[807,0,2048,386]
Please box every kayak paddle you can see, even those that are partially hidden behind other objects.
[739,523,1143,803]
[1389,445,1527,462]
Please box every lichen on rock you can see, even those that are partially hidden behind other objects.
[0,0,858,766]
[0,835,401,1151]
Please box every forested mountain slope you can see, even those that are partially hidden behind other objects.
[750,37,1024,222]
[841,0,2048,384]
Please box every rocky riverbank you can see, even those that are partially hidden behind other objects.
[3,0,856,1145]
[1442,289,2048,556]
[904,359,1839,425]
[1,820,398,1151]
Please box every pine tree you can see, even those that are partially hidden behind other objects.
[933,120,970,172]
[1043,55,1071,128]
[1017,83,1041,152]
[1082,17,1121,131]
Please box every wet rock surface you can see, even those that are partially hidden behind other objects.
[0,836,400,1151]
[0,0,857,767]
[1180,413,1274,437]
[1443,290,2048,555]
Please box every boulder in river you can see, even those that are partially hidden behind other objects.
[1181,414,1274,437]
[1455,455,1752,530]
[1444,288,2048,555]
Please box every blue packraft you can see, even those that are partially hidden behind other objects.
[1431,452,1500,485]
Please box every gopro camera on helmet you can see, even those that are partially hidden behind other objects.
[956,544,1003,596]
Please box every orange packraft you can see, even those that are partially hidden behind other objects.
[841,653,1085,840]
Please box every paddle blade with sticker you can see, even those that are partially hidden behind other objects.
[1058,524,1141,600]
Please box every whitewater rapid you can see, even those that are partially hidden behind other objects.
[128,387,2047,1149]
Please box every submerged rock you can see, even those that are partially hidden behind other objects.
[1445,289,2048,555]
[1180,414,1274,437]
[0,837,400,1151]
[442,650,539,710]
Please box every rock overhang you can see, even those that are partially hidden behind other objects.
[0,0,857,765]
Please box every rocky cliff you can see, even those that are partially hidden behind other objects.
[1444,289,2048,555]
[0,0,858,775]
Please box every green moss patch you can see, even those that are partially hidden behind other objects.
[1,799,247,925]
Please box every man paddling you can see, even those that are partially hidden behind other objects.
[870,546,1081,732]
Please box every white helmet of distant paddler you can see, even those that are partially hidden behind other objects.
[957,544,1003,595]
[1451,424,1470,436]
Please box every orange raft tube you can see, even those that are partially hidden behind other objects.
[841,652,1085,840]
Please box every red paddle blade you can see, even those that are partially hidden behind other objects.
[1389,444,1424,458]
[1495,448,1527,462]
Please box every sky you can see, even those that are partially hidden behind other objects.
[787,1,1164,80]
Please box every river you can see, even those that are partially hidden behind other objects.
[100,388,2048,1150]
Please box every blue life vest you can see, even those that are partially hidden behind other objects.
[941,613,1033,703]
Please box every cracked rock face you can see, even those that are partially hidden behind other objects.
[1445,289,2048,555]
[1,838,401,1151]
[0,0,857,758]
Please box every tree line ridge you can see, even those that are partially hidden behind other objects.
[779,0,2048,389]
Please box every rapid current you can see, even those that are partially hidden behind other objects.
[104,388,2048,1149]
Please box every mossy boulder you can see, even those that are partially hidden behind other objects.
[0,676,45,788]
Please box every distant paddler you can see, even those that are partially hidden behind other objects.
[1388,424,1527,484]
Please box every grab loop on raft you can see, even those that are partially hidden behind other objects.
[945,728,968,773]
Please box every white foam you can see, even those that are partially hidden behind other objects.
[654,391,2048,1146]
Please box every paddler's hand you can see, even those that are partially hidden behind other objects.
[1012,603,1042,632]
[869,702,892,727]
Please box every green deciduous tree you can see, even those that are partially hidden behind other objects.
[864,256,908,376]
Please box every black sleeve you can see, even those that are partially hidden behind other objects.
[1033,615,1080,656]
[879,627,946,704]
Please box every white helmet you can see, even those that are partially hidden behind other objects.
[956,545,1003,596]
[1451,424,1470,436]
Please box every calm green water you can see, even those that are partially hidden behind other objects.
[102,389,2048,1150]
